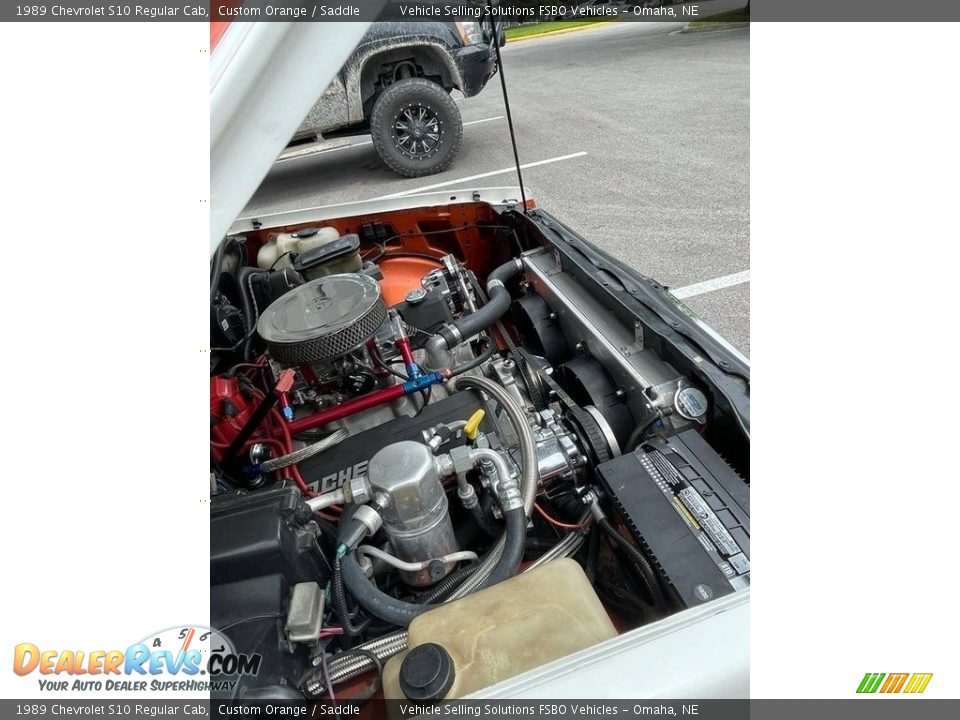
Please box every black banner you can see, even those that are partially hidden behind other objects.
[3,700,960,720]
[6,1,960,23]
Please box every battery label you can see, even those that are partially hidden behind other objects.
[640,448,750,588]
[679,487,740,556]
[728,553,750,574]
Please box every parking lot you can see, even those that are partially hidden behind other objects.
[243,22,750,356]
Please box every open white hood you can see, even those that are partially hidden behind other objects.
[209,20,376,253]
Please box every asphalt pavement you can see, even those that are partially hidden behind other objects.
[243,22,750,356]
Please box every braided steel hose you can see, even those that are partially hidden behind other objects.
[259,429,349,472]
[312,630,409,692]
[446,375,539,599]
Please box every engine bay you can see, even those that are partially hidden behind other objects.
[210,198,750,703]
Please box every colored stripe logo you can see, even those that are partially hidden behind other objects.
[857,672,933,694]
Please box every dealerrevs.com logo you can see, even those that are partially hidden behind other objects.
[857,672,934,694]
[12,626,261,693]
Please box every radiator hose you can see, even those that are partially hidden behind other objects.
[436,258,523,350]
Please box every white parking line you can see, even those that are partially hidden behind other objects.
[463,115,505,127]
[375,151,589,199]
[671,270,750,299]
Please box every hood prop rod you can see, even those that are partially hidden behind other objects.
[488,1,528,214]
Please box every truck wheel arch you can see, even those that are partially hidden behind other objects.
[353,43,464,122]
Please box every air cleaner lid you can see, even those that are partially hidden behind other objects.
[257,273,386,364]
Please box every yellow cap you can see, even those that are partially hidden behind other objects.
[464,409,486,441]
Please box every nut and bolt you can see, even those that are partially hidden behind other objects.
[344,476,372,505]
[248,443,271,464]
[428,560,447,581]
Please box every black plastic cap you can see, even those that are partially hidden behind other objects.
[399,643,455,702]
[293,234,361,272]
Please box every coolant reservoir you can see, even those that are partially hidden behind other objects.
[383,559,617,701]
[256,226,342,270]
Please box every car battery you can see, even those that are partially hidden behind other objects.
[596,428,750,606]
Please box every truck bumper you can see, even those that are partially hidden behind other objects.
[454,44,497,97]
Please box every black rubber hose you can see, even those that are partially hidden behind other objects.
[585,524,601,585]
[332,557,368,636]
[419,564,476,605]
[417,556,483,604]
[467,499,499,538]
[336,501,439,627]
[338,504,527,627]
[449,342,498,377]
[235,267,264,363]
[467,270,546,410]
[525,536,559,552]
[481,506,526,586]
[440,259,522,347]
[625,410,664,453]
[339,552,440,627]
[597,517,669,609]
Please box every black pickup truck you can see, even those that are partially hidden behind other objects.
[291,21,503,177]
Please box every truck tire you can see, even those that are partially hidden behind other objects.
[370,78,462,178]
